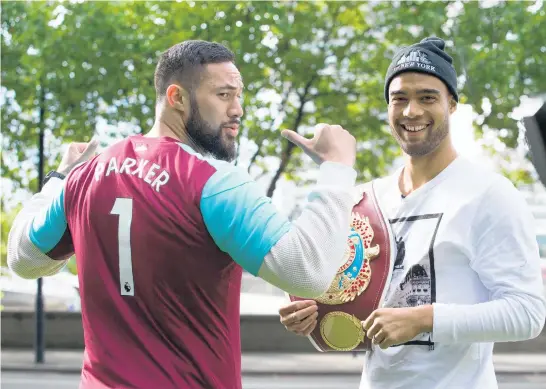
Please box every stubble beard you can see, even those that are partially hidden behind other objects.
[185,96,237,162]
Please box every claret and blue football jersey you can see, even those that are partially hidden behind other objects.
[28,135,293,389]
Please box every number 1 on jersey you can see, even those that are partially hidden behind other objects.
[110,198,135,296]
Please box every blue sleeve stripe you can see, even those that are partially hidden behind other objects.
[29,187,68,253]
[200,163,291,276]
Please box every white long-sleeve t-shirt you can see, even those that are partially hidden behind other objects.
[361,157,546,389]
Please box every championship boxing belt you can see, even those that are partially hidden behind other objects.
[288,181,395,352]
[523,101,546,187]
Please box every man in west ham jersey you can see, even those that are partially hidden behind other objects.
[7,40,359,388]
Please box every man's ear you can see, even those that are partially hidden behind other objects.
[449,96,458,115]
[166,84,190,112]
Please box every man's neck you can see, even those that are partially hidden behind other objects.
[145,110,205,155]
[399,137,458,196]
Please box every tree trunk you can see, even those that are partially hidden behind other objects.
[246,85,291,174]
[263,14,339,198]
[265,76,315,197]
[266,141,295,197]
[247,138,264,173]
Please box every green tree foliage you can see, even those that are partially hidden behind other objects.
[1,204,22,269]
[2,0,544,199]
[2,1,149,191]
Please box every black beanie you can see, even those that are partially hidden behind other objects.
[384,37,458,103]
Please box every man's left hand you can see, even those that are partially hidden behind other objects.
[57,139,99,176]
[361,305,433,349]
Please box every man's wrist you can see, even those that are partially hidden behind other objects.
[317,161,357,187]
[414,304,434,333]
[43,170,66,185]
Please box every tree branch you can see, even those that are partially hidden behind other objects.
[247,84,292,173]
[266,75,317,197]
[262,5,343,197]
[247,138,265,172]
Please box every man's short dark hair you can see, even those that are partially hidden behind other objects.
[154,40,235,102]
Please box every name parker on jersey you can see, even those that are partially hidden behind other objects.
[94,157,170,192]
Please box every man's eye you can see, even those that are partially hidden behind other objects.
[422,96,436,102]
[218,93,229,98]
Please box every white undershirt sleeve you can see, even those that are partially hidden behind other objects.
[7,178,70,279]
[257,162,357,298]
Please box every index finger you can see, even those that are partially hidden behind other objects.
[361,310,377,331]
[79,139,99,160]
[278,300,317,316]
[70,142,93,153]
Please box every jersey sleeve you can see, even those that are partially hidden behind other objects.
[191,138,357,298]
[7,178,74,279]
[200,163,290,276]
[199,156,359,302]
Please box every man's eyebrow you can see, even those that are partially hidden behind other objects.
[416,88,441,95]
[216,83,245,91]
[389,89,441,96]
[390,90,407,96]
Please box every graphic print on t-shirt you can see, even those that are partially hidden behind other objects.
[393,236,406,270]
[387,213,443,347]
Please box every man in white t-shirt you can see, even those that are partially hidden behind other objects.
[278,36,546,389]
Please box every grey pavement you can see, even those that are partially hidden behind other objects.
[2,350,546,375]
[2,371,546,389]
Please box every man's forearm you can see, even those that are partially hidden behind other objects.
[258,162,357,298]
[7,178,69,279]
[415,305,433,333]
[432,294,546,343]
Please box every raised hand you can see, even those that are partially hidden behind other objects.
[281,123,356,167]
[57,139,99,176]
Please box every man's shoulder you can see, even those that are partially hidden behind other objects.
[176,145,255,199]
[452,157,500,180]
[178,144,241,174]
[452,158,518,195]
[356,170,399,198]
[451,158,530,219]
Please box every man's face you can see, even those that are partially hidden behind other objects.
[185,62,244,162]
[388,72,456,157]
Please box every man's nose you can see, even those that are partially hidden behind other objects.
[403,100,424,118]
[228,98,244,119]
